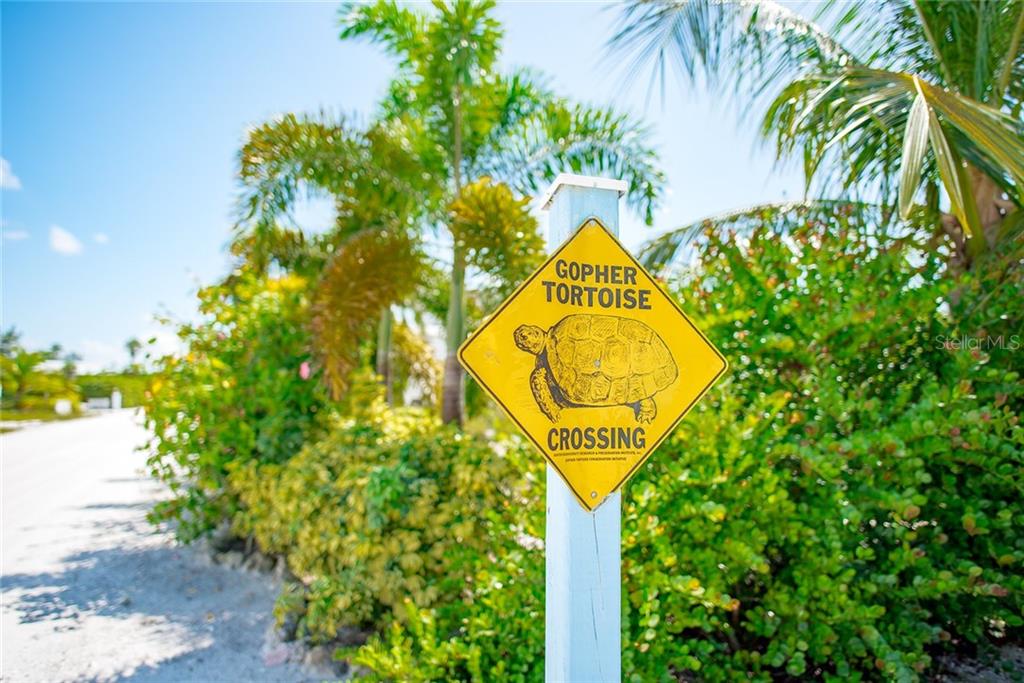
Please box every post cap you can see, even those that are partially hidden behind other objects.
[539,174,629,210]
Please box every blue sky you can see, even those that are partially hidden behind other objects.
[2,2,805,371]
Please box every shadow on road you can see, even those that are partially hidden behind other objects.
[1,413,311,682]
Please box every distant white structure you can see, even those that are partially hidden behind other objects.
[84,390,123,411]
[54,399,73,416]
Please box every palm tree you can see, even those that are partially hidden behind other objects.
[61,352,81,380]
[234,113,538,409]
[125,338,142,371]
[1,327,22,358]
[235,113,439,401]
[341,0,666,424]
[610,0,1023,269]
[0,348,49,407]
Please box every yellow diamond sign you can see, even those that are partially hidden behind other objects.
[459,218,727,511]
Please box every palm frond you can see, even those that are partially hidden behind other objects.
[461,70,551,180]
[338,119,442,236]
[912,74,1024,187]
[449,177,543,296]
[235,113,433,268]
[611,0,1023,255]
[310,230,422,399]
[425,0,502,89]
[338,1,427,60]
[480,99,665,225]
[765,67,1024,215]
[637,200,896,273]
[228,223,317,276]
[898,90,931,219]
[815,0,1023,102]
[236,112,360,230]
[608,0,854,103]
[343,1,508,202]
[995,1,1024,104]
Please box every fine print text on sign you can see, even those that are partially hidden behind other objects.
[459,218,727,510]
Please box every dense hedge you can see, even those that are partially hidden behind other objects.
[613,220,1022,681]
[78,372,150,407]
[145,214,1022,681]
[350,217,1023,680]
[143,272,335,540]
[229,394,543,646]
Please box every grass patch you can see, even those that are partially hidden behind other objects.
[0,407,82,422]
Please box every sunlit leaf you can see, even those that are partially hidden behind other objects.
[898,90,930,219]
[925,100,981,242]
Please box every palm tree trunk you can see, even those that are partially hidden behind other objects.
[376,308,393,405]
[441,248,466,423]
[932,168,1012,271]
[968,165,1013,248]
[441,85,466,425]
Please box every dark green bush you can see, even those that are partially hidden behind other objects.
[617,221,1022,681]
[350,213,1022,681]
[143,272,336,540]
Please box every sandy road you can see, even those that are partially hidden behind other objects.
[1,411,312,682]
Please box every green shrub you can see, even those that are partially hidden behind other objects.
[617,217,1022,682]
[78,372,150,407]
[143,272,336,540]
[349,213,1022,681]
[351,557,545,683]
[1,349,80,412]
[228,392,544,649]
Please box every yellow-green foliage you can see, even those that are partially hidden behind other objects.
[78,372,150,407]
[229,395,543,640]
[0,349,80,411]
[144,271,335,540]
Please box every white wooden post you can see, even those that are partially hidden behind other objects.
[541,174,626,683]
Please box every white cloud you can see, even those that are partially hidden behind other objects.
[93,232,110,244]
[39,359,65,373]
[3,230,29,241]
[75,327,182,373]
[76,339,125,373]
[1,158,22,190]
[145,328,182,359]
[49,225,84,255]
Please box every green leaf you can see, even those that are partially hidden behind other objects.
[924,99,982,242]
[916,77,1024,188]
[898,91,930,219]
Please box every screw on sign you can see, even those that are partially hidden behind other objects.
[459,215,726,511]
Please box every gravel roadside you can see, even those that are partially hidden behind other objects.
[1,410,320,683]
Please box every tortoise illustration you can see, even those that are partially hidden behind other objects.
[513,314,678,424]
